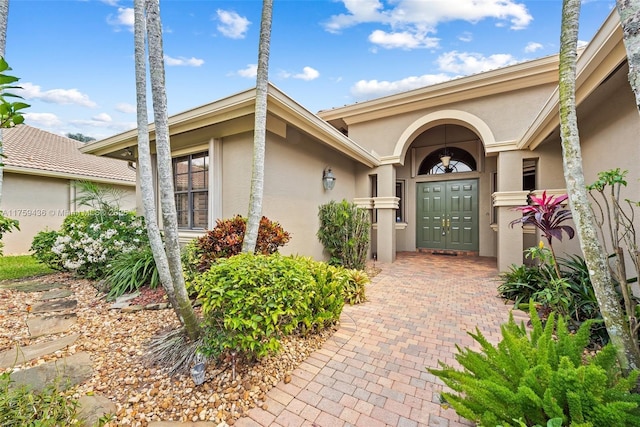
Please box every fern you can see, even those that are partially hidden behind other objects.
[429,304,640,426]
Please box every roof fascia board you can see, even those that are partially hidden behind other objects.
[267,86,380,167]
[519,10,625,150]
[318,56,559,125]
[5,165,136,186]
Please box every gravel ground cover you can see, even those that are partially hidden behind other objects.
[0,272,336,426]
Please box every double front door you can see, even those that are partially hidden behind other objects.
[416,179,479,251]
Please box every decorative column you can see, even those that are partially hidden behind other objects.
[494,150,526,272]
[373,164,398,263]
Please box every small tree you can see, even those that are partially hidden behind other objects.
[317,200,370,270]
[510,191,575,278]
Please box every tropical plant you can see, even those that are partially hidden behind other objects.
[194,253,344,360]
[190,215,290,272]
[104,245,159,300]
[429,305,640,427]
[73,180,126,215]
[588,168,640,344]
[497,263,546,308]
[317,199,370,270]
[559,0,640,372]
[510,191,575,278]
[341,268,369,305]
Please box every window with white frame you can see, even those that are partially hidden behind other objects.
[173,151,209,229]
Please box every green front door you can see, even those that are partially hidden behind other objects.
[416,179,479,251]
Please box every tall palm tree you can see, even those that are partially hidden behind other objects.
[137,0,200,341]
[559,0,640,372]
[242,0,273,253]
[0,0,9,204]
[616,0,640,113]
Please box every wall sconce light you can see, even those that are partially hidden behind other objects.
[322,167,336,190]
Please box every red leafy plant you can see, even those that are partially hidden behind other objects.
[193,215,291,272]
[510,191,575,277]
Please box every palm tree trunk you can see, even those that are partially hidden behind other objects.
[143,0,200,341]
[242,0,273,253]
[0,0,9,205]
[559,0,640,372]
[616,0,640,112]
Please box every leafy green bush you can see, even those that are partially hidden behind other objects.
[104,246,159,300]
[317,199,370,270]
[429,305,640,427]
[30,229,64,270]
[189,215,290,272]
[194,253,344,360]
[0,372,80,426]
[30,210,148,279]
[0,211,19,256]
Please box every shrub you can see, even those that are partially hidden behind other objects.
[104,246,159,300]
[341,268,369,305]
[31,210,148,279]
[317,200,370,270]
[497,263,546,308]
[194,253,344,360]
[30,229,64,270]
[190,215,290,272]
[429,305,640,427]
[0,372,81,426]
[0,211,18,256]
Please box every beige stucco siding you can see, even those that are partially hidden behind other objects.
[1,173,136,254]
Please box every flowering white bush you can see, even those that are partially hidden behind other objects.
[36,210,148,279]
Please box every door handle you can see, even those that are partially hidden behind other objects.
[441,217,446,235]
[446,218,450,231]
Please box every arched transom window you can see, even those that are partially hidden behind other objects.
[418,147,477,175]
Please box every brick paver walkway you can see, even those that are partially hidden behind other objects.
[236,252,522,427]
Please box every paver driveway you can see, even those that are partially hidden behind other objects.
[237,252,523,427]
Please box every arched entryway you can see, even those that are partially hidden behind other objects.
[411,125,481,253]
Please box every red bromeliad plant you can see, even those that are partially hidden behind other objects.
[510,191,575,278]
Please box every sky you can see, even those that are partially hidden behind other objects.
[5,0,616,140]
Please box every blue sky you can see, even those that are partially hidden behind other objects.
[6,0,615,140]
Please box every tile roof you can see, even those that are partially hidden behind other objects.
[2,125,136,183]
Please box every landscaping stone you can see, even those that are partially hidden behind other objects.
[37,288,74,301]
[148,422,220,427]
[77,394,117,427]
[9,351,93,392]
[27,313,78,338]
[0,280,65,292]
[0,333,80,369]
[30,298,77,313]
[121,304,144,313]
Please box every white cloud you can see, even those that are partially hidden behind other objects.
[116,103,136,114]
[368,29,439,49]
[92,113,112,122]
[436,51,518,75]
[524,42,543,53]
[324,0,533,49]
[458,32,473,42]
[24,112,64,128]
[18,82,97,108]
[107,7,134,32]
[216,9,250,39]
[100,0,120,6]
[237,64,257,78]
[578,39,588,48]
[164,55,205,67]
[69,118,137,133]
[351,73,453,100]
[282,66,320,81]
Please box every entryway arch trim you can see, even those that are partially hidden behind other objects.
[390,110,496,165]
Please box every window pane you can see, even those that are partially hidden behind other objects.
[175,193,189,228]
[192,191,208,228]
[191,170,208,190]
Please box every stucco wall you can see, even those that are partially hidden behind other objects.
[1,173,136,254]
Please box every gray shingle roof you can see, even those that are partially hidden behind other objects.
[2,125,136,183]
